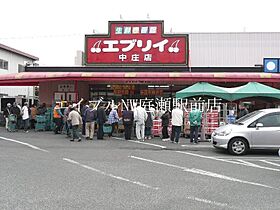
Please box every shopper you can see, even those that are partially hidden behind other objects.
[53,102,63,134]
[3,103,12,131]
[134,103,147,141]
[145,108,154,140]
[11,102,22,130]
[96,102,107,140]
[170,104,183,144]
[81,100,89,136]
[189,107,202,144]
[237,103,249,119]
[21,102,30,133]
[108,105,119,137]
[37,103,47,115]
[30,104,37,129]
[84,103,97,140]
[122,105,134,140]
[161,110,171,141]
[63,104,73,137]
[68,106,82,141]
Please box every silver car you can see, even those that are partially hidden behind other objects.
[212,108,280,155]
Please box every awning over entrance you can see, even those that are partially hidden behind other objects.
[1,72,280,86]
[176,82,280,101]
[224,82,280,101]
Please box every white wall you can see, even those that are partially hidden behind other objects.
[0,48,36,97]
[0,49,35,73]
[0,86,33,97]
[189,32,280,67]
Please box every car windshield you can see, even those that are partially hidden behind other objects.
[235,110,262,124]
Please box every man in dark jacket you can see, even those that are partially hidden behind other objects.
[96,102,107,139]
[237,103,249,119]
[145,108,154,140]
[37,103,47,115]
[11,102,22,129]
[161,110,171,141]
[80,100,89,136]
[3,103,12,130]
[122,105,134,140]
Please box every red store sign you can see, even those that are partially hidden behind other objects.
[85,21,189,65]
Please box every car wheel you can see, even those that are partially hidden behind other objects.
[228,138,248,155]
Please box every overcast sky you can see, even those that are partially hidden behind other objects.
[0,0,279,66]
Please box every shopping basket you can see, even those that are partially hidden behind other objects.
[103,123,112,134]
[8,114,17,132]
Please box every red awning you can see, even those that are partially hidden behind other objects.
[0,72,280,86]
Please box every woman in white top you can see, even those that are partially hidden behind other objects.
[21,102,30,133]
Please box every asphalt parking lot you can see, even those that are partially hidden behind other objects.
[1,128,280,210]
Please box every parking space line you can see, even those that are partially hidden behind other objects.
[63,158,159,190]
[176,151,280,172]
[127,140,166,149]
[112,137,125,141]
[181,145,212,148]
[260,160,280,167]
[221,157,280,160]
[237,160,261,167]
[0,136,49,153]
[186,196,230,208]
[129,155,276,189]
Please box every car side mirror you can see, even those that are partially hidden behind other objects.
[256,123,263,129]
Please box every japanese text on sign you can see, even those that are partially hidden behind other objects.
[85,21,188,65]
[91,97,222,113]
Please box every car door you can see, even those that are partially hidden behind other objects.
[250,113,280,148]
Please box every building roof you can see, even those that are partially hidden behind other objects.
[0,43,39,61]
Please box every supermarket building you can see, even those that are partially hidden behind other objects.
[1,20,280,108]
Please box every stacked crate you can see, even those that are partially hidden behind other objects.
[45,108,54,131]
[227,115,236,124]
[152,119,162,137]
[183,111,190,136]
[35,115,46,131]
[205,111,219,135]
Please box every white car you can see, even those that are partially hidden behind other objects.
[212,108,280,155]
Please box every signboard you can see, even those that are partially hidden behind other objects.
[112,84,135,95]
[263,58,279,73]
[58,84,75,92]
[140,89,163,96]
[85,21,189,66]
